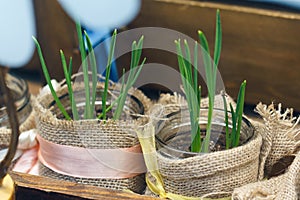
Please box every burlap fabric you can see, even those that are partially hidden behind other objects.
[0,96,36,146]
[34,75,152,193]
[232,151,300,200]
[144,93,262,198]
[39,162,146,192]
[254,103,300,177]
[158,92,237,109]
[231,103,300,199]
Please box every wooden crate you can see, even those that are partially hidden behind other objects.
[12,0,300,199]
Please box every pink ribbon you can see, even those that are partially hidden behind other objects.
[37,135,146,179]
[13,145,39,174]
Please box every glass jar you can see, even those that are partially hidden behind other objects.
[0,73,32,128]
[156,107,254,158]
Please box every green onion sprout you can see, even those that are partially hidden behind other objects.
[33,23,145,121]
[176,9,246,153]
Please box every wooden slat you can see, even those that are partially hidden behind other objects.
[12,172,157,200]
[128,0,300,111]
[22,0,82,81]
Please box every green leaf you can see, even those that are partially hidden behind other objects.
[198,30,215,153]
[32,36,71,120]
[213,9,222,99]
[213,9,222,73]
[175,40,189,94]
[76,21,91,119]
[183,40,193,88]
[97,94,123,119]
[113,36,145,120]
[120,68,126,95]
[127,41,138,87]
[84,30,98,117]
[135,36,144,67]
[68,57,73,81]
[176,39,201,152]
[234,80,246,147]
[230,103,237,147]
[222,93,230,149]
[60,50,79,120]
[194,42,199,104]
[102,29,117,120]
[198,30,213,97]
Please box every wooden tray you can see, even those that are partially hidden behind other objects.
[12,0,300,199]
[12,172,157,200]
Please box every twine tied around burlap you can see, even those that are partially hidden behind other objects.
[232,103,300,199]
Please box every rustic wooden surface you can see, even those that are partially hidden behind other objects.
[11,172,156,200]
[14,0,300,111]
[128,0,300,111]
[21,0,82,81]
[8,0,300,198]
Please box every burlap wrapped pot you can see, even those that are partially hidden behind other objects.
[143,93,263,198]
[34,74,152,193]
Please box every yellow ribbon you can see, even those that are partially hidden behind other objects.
[135,123,231,200]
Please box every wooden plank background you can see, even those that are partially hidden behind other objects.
[127,0,300,111]
[17,0,300,111]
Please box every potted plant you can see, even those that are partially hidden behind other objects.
[33,22,151,193]
[139,10,263,198]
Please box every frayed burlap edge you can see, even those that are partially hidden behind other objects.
[255,102,300,178]
[0,96,36,146]
[231,102,300,199]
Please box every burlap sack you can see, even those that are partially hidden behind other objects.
[231,103,300,199]
[144,93,262,198]
[34,75,152,193]
[0,96,36,146]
